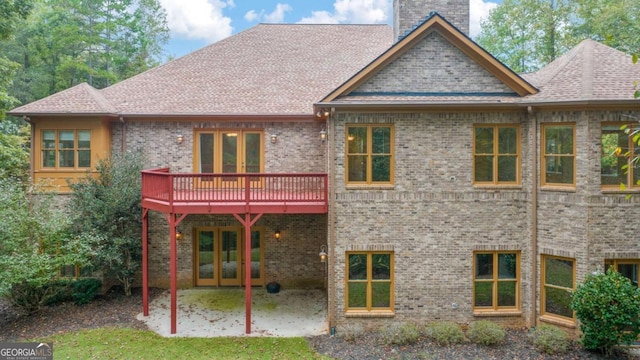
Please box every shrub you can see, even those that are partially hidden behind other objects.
[531,324,569,355]
[5,281,55,314]
[72,278,102,305]
[425,321,466,346]
[44,279,74,305]
[466,320,505,345]
[571,268,640,357]
[379,322,421,345]
[337,323,365,342]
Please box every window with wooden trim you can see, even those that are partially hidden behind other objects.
[473,251,520,311]
[346,125,394,185]
[473,125,520,185]
[605,259,640,287]
[541,255,575,321]
[542,124,575,187]
[60,264,93,279]
[194,130,264,174]
[346,252,394,313]
[601,124,640,189]
[42,129,91,168]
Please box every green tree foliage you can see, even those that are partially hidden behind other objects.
[0,179,92,313]
[477,0,640,72]
[0,122,29,181]
[571,268,640,357]
[68,152,144,296]
[0,0,33,40]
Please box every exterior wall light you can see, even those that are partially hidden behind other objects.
[270,134,278,143]
[274,230,281,239]
[320,128,327,142]
[176,230,184,241]
[319,245,327,263]
[176,134,184,144]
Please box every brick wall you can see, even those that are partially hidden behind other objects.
[394,0,470,39]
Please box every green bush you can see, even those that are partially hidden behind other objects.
[531,324,569,355]
[379,322,421,345]
[5,281,55,314]
[44,279,74,305]
[72,278,102,305]
[571,268,640,357]
[336,323,365,342]
[466,320,505,345]
[425,321,466,346]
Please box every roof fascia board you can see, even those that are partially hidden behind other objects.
[321,15,537,103]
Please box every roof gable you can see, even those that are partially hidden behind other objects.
[10,82,117,116]
[321,13,537,103]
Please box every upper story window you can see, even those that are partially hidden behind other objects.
[542,124,575,187]
[42,129,91,169]
[473,251,520,312]
[601,124,640,190]
[346,125,394,185]
[473,125,520,185]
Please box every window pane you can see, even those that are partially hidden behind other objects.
[474,281,493,306]
[59,150,74,167]
[348,282,367,308]
[475,253,493,279]
[498,253,517,279]
[371,155,390,182]
[43,150,56,167]
[348,254,367,280]
[498,127,517,154]
[497,156,516,182]
[545,126,573,155]
[372,254,390,280]
[347,127,367,154]
[43,130,56,148]
[617,264,639,287]
[545,286,573,318]
[545,258,573,288]
[250,230,261,279]
[372,127,390,154]
[497,281,516,307]
[199,133,214,173]
[347,155,367,182]
[59,130,75,149]
[199,231,214,279]
[78,150,91,167]
[78,130,91,148]
[475,128,494,154]
[60,265,76,278]
[474,156,493,182]
[244,133,261,173]
[222,133,238,173]
[545,156,574,184]
[371,282,391,307]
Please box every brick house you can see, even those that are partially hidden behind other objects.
[9,0,640,335]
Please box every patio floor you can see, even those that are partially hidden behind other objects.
[137,288,328,337]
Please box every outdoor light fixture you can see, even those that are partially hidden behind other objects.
[274,230,281,239]
[270,134,278,143]
[320,127,327,142]
[316,108,330,118]
[319,245,327,263]
[176,134,184,144]
[176,230,184,241]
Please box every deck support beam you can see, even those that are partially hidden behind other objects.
[233,212,263,334]
[142,208,149,316]
[162,213,187,334]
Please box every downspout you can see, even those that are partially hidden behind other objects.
[24,116,34,183]
[119,116,126,153]
[528,105,538,328]
[327,107,336,333]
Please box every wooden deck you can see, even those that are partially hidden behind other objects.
[141,168,328,214]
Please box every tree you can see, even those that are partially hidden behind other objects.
[0,179,92,313]
[0,121,29,181]
[68,152,144,296]
[477,0,640,72]
[571,268,640,357]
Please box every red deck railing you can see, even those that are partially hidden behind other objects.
[141,168,328,206]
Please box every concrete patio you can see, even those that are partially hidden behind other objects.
[137,288,328,337]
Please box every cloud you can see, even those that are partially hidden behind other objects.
[245,3,293,23]
[470,0,498,37]
[298,0,390,24]
[160,0,234,43]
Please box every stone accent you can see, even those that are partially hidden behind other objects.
[394,0,470,39]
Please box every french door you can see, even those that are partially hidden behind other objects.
[196,130,263,188]
[195,227,263,286]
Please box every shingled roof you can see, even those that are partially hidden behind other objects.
[10,24,393,117]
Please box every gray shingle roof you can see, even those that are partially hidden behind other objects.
[10,82,118,115]
[10,24,393,117]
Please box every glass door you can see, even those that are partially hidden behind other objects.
[195,230,216,286]
[244,132,262,188]
[220,229,241,286]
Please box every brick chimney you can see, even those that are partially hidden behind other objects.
[393,0,470,39]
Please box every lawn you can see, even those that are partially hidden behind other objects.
[42,328,328,360]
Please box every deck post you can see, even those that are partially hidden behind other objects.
[244,212,252,334]
[142,208,149,316]
[169,213,177,334]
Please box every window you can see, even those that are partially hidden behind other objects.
[542,124,575,187]
[346,252,394,313]
[541,255,575,321]
[60,265,93,279]
[42,130,91,168]
[194,130,263,175]
[473,252,520,311]
[346,125,394,185]
[601,124,640,189]
[605,259,640,287]
[473,125,520,185]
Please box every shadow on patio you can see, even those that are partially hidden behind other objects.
[137,288,328,337]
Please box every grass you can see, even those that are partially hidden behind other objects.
[42,328,328,359]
